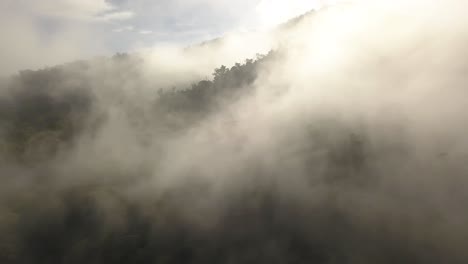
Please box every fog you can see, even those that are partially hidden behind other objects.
[1,1,468,263]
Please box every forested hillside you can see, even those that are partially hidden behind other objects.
[0,51,272,162]
[2,4,468,264]
[0,46,382,264]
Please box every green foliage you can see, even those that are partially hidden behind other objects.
[0,49,380,264]
[0,53,271,162]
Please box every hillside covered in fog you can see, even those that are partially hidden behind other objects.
[2,2,468,264]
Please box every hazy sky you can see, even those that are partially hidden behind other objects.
[0,0,328,74]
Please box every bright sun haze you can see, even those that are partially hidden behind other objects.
[256,0,321,29]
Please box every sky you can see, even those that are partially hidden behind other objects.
[0,0,326,74]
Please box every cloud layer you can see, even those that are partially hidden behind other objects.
[2,1,468,262]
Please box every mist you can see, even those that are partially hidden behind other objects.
[1,1,468,263]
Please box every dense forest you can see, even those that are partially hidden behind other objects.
[2,5,468,264]
[0,49,389,264]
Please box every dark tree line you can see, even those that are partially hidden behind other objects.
[0,52,271,163]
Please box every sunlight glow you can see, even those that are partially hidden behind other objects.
[255,0,321,29]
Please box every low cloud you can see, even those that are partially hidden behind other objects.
[0,0,135,75]
[2,2,468,263]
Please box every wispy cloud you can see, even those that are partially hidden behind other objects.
[21,0,134,22]
[139,30,153,35]
[112,26,153,35]
[96,11,135,22]
[112,25,135,33]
